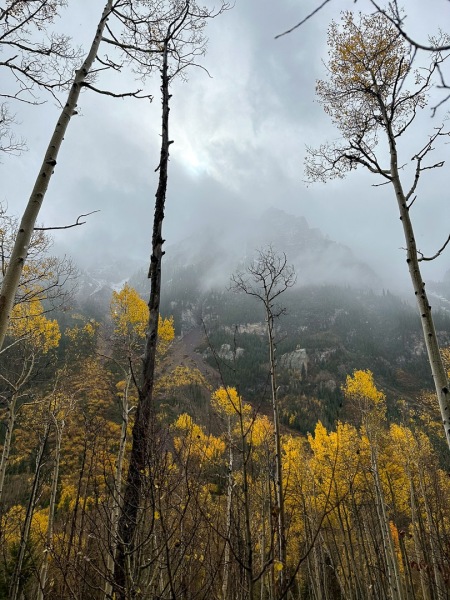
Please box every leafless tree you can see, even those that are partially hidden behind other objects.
[112,2,229,598]
[231,246,296,595]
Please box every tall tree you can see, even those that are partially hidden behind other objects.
[231,247,296,595]
[0,0,151,351]
[0,0,115,350]
[305,11,450,450]
[113,2,228,597]
[0,297,60,510]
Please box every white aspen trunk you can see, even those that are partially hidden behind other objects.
[382,120,450,451]
[0,392,17,507]
[395,184,450,450]
[104,376,129,600]
[370,444,404,600]
[417,471,445,599]
[267,315,286,588]
[37,418,64,600]
[260,478,266,600]
[240,414,255,600]
[312,543,323,600]
[410,480,431,600]
[222,415,233,600]
[0,0,114,351]
[10,423,49,600]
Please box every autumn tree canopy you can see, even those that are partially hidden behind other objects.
[306,11,450,452]
[306,11,448,181]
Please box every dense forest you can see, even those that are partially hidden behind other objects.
[1,1,450,599]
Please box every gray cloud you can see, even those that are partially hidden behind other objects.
[2,0,449,294]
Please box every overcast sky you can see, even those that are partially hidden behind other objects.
[2,0,450,292]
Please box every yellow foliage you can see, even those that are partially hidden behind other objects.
[158,314,175,345]
[343,370,385,406]
[156,365,207,393]
[111,283,148,339]
[1,505,25,545]
[314,11,425,146]
[250,414,274,447]
[172,413,225,463]
[343,370,387,433]
[274,560,283,572]
[65,320,97,343]
[329,12,409,93]
[0,505,49,547]
[211,386,250,417]
[57,483,77,512]
[30,508,49,543]
[9,298,60,352]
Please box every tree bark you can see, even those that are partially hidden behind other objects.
[267,314,287,592]
[222,415,234,600]
[370,443,405,600]
[114,41,171,600]
[381,112,450,451]
[9,422,49,600]
[0,392,17,509]
[37,415,64,600]
[0,0,113,350]
[104,375,130,600]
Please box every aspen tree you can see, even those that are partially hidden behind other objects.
[212,386,256,600]
[232,247,295,594]
[114,3,229,597]
[0,299,60,509]
[343,370,405,600]
[105,284,173,599]
[0,0,114,350]
[306,11,450,451]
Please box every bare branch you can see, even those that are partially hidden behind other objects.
[33,210,100,231]
[369,0,450,52]
[80,82,152,100]
[275,0,333,39]
[417,234,450,262]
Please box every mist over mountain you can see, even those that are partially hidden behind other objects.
[70,207,450,328]
[131,207,383,295]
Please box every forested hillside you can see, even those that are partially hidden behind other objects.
[1,1,450,599]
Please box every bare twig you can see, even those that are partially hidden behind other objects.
[417,234,450,262]
[81,83,152,100]
[275,0,333,39]
[369,0,450,52]
[34,211,100,231]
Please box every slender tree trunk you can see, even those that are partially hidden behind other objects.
[384,124,450,451]
[222,416,234,600]
[37,418,64,600]
[0,0,113,351]
[370,443,404,600]
[10,423,49,600]
[0,392,17,509]
[60,436,87,599]
[410,480,432,600]
[240,413,255,600]
[115,42,171,600]
[417,471,445,599]
[104,375,130,600]
[267,315,286,592]
[0,357,35,510]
